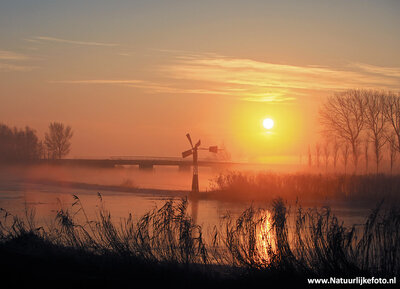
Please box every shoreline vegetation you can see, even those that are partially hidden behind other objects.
[2,168,399,204]
[0,196,399,287]
[1,166,399,286]
[210,171,400,204]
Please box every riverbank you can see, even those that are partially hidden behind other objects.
[0,198,398,288]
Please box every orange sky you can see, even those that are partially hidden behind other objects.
[1,1,400,163]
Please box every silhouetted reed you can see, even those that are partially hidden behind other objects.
[0,196,398,283]
[211,172,400,203]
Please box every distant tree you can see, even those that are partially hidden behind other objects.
[341,143,350,174]
[319,90,366,172]
[383,91,400,152]
[0,123,40,162]
[322,142,330,172]
[364,91,387,174]
[363,134,370,174]
[0,124,13,162]
[332,137,340,171]
[389,134,397,175]
[44,122,73,159]
[20,126,40,160]
[37,140,47,160]
[315,143,321,168]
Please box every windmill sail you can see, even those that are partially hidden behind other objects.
[186,133,193,148]
[182,149,193,158]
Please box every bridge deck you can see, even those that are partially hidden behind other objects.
[40,158,240,169]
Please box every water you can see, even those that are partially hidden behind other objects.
[0,165,370,232]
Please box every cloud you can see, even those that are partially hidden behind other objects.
[159,54,400,101]
[350,62,400,78]
[52,52,400,102]
[0,50,30,60]
[0,63,35,72]
[50,79,225,95]
[51,79,144,85]
[167,56,400,91]
[30,36,119,47]
[0,50,34,72]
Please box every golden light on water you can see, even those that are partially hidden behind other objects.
[256,210,276,264]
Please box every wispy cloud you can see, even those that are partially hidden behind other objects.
[0,63,35,72]
[50,78,237,96]
[51,79,144,85]
[0,50,34,72]
[52,52,400,102]
[0,50,30,60]
[30,36,119,47]
[158,54,400,101]
[350,62,400,78]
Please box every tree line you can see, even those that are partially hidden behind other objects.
[315,89,400,174]
[0,122,73,163]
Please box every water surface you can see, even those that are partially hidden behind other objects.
[0,165,370,232]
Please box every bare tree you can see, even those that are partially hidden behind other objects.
[0,124,41,162]
[322,142,330,172]
[44,122,73,159]
[332,137,340,171]
[20,126,40,161]
[389,134,397,175]
[37,140,45,160]
[341,142,350,174]
[308,145,312,168]
[319,90,366,173]
[383,91,400,152]
[315,143,321,169]
[365,91,387,174]
[363,134,370,174]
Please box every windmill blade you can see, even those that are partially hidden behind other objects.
[186,133,193,148]
[195,140,201,148]
[182,149,193,158]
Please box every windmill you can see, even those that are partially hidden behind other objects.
[182,133,218,193]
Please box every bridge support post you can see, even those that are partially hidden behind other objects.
[139,163,154,171]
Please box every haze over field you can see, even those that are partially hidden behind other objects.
[1,0,400,163]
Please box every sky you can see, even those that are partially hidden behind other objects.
[1,0,400,162]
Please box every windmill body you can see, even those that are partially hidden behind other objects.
[182,133,217,194]
[191,147,199,192]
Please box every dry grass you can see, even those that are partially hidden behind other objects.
[210,172,400,203]
[0,194,399,285]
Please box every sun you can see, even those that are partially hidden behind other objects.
[263,118,274,130]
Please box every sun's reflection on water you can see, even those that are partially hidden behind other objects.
[255,209,276,264]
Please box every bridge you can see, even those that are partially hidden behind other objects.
[41,156,241,170]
